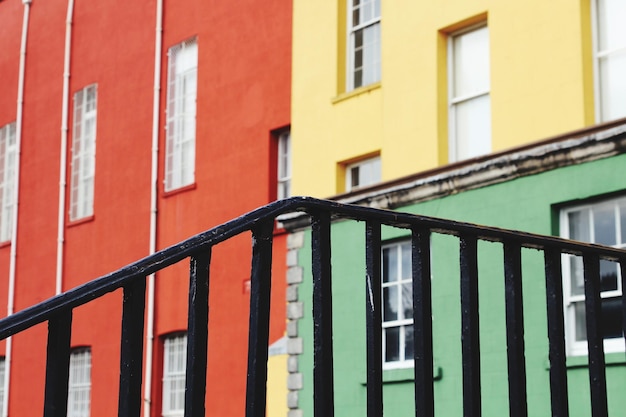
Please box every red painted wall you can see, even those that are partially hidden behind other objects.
[153,0,291,415]
[0,0,291,415]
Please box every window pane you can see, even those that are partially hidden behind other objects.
[382,241,415,366]
[349,0,380,90]
[352,10,360,27]
[384,327,400,362]
[597,0,626,51]
[70,85,97,220]
[350,166,360,188]
[563,196,625,354]
[68,349,91,417]
[362,24,381,86]
[166,39,197,191]
[402,283,412,320]
[574,301,587,342]
[383,286,398,322]
[568,209,590,241]
[569,256,584,296]
[593,203,616,246]
[600,260,618,292]
[354,29,363,50]
[598,52,626,121]
[601,296,623,339]
[362,157,381,186]
[163,334,187,415]
[404,325,414,361]
[453,26,490,98]
[401,243,411,280]
[383,246,397,282]
[577,297,625,341]
[454,94,491,160]
[176,43,198,74]
[354,70,363,90]
[346,157,381,191]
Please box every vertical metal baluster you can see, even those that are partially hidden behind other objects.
[504,242,527,417]
[311,211,335,417]
[365,221,382,417]
[460,234,481,417]
[43,309,73,417]
[544,249,569,417]
[582,253,608,417]
[412,227,433,417]
[245,221,274,417]
[118,278,147,417]
[185,250,211,417]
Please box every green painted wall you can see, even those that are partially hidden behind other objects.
[296,153,626,416]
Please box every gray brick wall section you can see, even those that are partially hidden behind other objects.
[286,230,305,416]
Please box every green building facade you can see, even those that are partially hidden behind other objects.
[284,121,626,416]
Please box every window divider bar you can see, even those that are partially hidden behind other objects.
[412,227,434,417]
[365,220,383,417]
[543,249,569,417]
[245,221,274,417]
[43,309,73,417]
[118,278,146,417]
[312,211,335,417]
[185,250,211,417]
[503,242,528,417]
[582,253,608,417]
[460,234,481,417]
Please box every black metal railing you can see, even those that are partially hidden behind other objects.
[0,196,624,417]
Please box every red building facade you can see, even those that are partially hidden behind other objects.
[0,0,291,415]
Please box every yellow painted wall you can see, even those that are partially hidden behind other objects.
[292,0,595,197]
[266,353,288,417]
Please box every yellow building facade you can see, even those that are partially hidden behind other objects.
[291,0,617,197]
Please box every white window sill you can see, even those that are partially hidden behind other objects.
[361,363,443,385]
[332,82,381,105]
[543,352,626,370]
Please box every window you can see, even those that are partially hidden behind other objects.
[70,85,97,221]
[347,0,381,90]
[0,122,16,242]
[67,348,91,417]
[163,333,187,417]
[0,356,5,414]
[277,130,291,199]
[165,38,197,191]
[561,196,626,355]
[382,241,413,368]
[345,156,380,192]
[593,0,626,122]
[448,24,491,162]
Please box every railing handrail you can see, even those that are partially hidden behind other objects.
[1,196,624,341]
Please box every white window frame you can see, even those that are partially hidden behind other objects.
[382,240,414,369]
[67,348,91,417]
[277,130,291,200]
[591,0,626,122]
[347,0,381,90]
[560,195,626,356]
[448,24,491,162]
[165,38,198,192]
[162,333,187,417]
[0,122,17,242]
[345,156,381,192]
[70,85,97,221]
